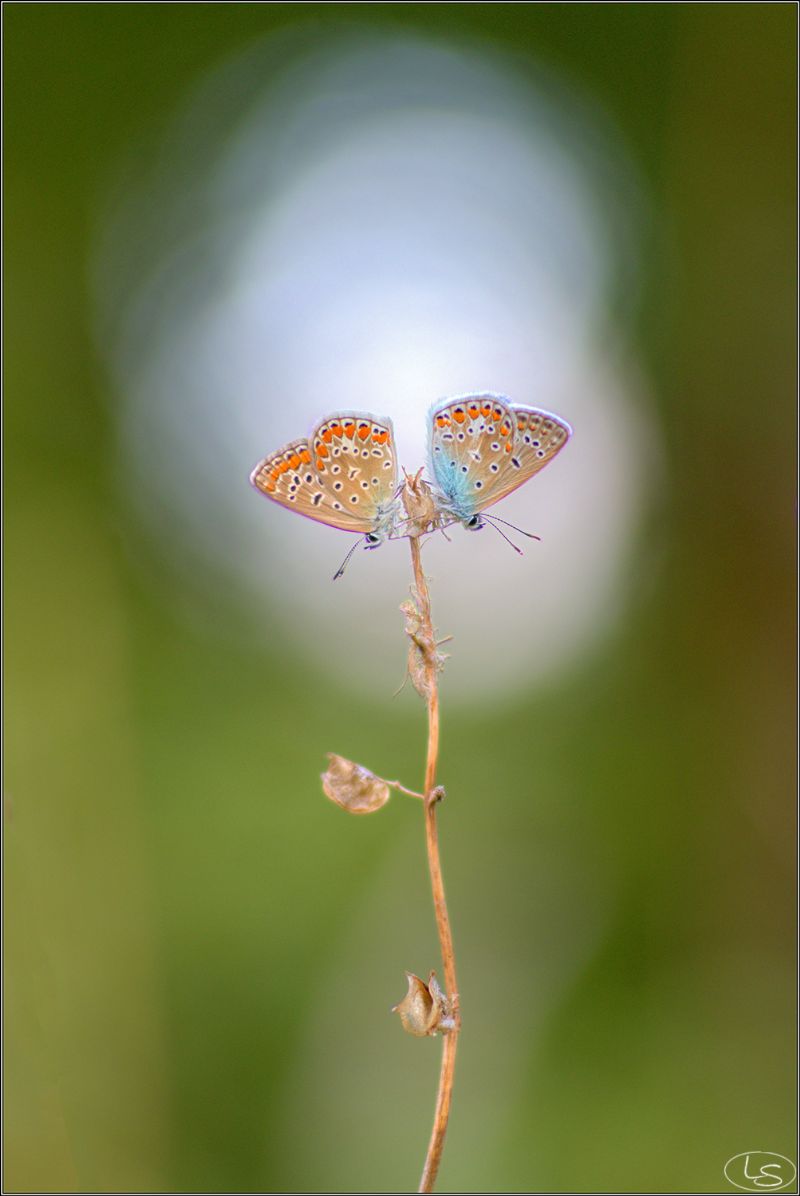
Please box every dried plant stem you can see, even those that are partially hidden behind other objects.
[409,536,461,1194]
[386,779,425,801]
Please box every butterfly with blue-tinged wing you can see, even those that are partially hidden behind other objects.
[427,392,572,536]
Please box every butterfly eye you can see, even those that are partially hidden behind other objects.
[465,515,484,531]
[365,533,381,546]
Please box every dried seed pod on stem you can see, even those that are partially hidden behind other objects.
[402,471,461,1194]
[321,754,424,814]
[392,971,455,1037]
[321,467,460,1194]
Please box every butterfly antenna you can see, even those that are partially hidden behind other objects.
[484,514,541,541]
[333,538,364,581]
[483,517,524,556]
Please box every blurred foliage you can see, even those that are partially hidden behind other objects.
[5,4,796,1193]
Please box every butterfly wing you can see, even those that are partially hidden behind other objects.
[486,404,572,506]
[250,437,357,531]
[502,409,571,502]
[250,413,399,535]
[429,394,571,520]
[308,412,398,533]
[429,394,520,520]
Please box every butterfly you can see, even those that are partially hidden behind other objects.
[250,395,572,575]
[427,393,572,539]
[249,412,403,577]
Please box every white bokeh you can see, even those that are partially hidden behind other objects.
[97,31,658,702]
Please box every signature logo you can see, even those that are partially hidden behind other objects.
[724,1152,797,1191]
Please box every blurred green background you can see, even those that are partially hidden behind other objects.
[5,4,796,1193]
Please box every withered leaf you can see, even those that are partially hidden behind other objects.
[400,592,448,702]
[400,598,431,700]
[321,753,391,815]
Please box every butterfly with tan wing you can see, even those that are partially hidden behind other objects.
[250,412,402,577]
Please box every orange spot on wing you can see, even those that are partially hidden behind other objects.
[357,423,371,440]
[288,453,301,469]
[264,480,276,493]
[316,458,326,472]
[321,428,333,443]
[453,408,466,424]
[481,402,492,417]
[277,461,289,474]
[517,416,526,429]
[499,423,510,436]
[330,424,343,438]
[343,422,355,438]
[373,430,389,444]
[299,449,311,464]
[316,443,329,458]
[505,441,512,453]
[468,403,480,418]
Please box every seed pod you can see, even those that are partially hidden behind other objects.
[321,753,391,814]
[392,971,453,1037]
